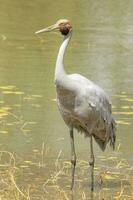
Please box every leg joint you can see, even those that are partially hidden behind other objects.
[89,156,95,166]
[71,155,76,165]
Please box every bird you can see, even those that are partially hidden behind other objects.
[35,19,116,191]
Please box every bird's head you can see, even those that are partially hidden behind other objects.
[35,19,72,36]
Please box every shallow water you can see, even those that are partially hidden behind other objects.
[0,0,133,199]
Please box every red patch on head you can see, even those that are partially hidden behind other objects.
[60,22,72,35]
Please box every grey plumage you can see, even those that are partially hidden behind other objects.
[56,73,116,151]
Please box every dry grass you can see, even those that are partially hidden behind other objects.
[0,144,132,200]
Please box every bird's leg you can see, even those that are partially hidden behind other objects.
[70,128,76,190]
[89,135,95,191]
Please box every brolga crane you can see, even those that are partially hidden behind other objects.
[35,19,116,191]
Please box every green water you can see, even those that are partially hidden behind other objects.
[0,0,133,199]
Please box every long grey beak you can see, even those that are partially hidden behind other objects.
[35,24,59,34]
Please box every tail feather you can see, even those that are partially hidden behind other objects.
[94,117,116,151]
[93,135,107,151]
[109,117,116,150]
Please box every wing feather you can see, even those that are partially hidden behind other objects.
[69,73,116,150]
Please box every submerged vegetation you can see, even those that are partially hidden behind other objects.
[0,85,132,199]
[0,85,41,135]
[0,145,132,200]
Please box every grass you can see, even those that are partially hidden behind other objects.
[0,144,132,200]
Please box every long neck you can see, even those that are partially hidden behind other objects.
[55,31,72,81]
